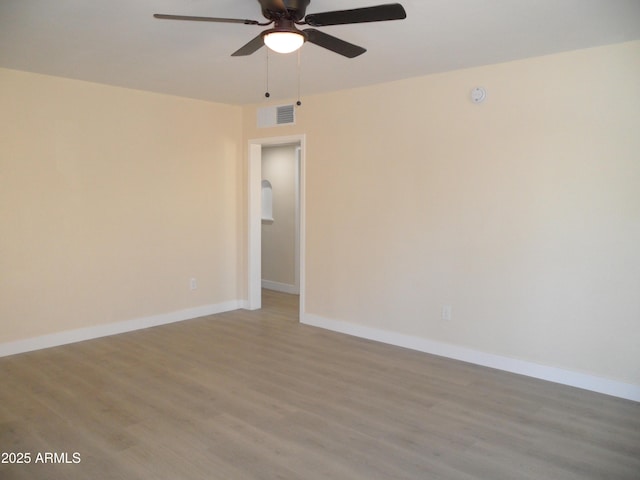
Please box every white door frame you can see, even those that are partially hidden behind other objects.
[247,134,306,318]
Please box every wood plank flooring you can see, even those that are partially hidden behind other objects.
[1,289,639,479]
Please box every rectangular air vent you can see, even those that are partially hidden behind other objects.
[276,104,294,124]
[257,104,296,128]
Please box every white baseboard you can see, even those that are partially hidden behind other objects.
[237,299,251,310]
[301,313,640,402]
[262,280,299,294]
[0,300,243,358]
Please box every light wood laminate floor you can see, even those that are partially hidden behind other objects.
[1,290,639,479]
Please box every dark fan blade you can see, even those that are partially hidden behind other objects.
[305,3,406,27]
[153,14,260,25]
[303,29,366,58]
[231,34,265,56]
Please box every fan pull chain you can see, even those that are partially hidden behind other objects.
[265,48,270,98]
[296,49,302,106]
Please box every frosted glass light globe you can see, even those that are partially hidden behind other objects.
[264,31,305,54]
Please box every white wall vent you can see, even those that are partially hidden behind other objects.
[257,104,295,128]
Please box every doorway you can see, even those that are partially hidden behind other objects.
[261,144,300,294]
[247,134,305,319]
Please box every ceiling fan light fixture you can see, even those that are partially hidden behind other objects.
[263,31,305,54]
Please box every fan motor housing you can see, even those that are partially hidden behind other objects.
[259,0,311,21]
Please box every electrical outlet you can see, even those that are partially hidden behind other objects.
[441,305,452,321]
[189,278,197,290]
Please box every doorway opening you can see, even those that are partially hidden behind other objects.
[261,144,300,294]
[247,134,305,321]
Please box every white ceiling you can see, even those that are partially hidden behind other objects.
[1,1,639,105]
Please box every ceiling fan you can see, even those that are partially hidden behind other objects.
[154,1,407,58]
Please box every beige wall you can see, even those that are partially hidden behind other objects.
[0,69,243,343]
[243,41,640,385]
[2,40,639,389]
[261,144,298,288]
